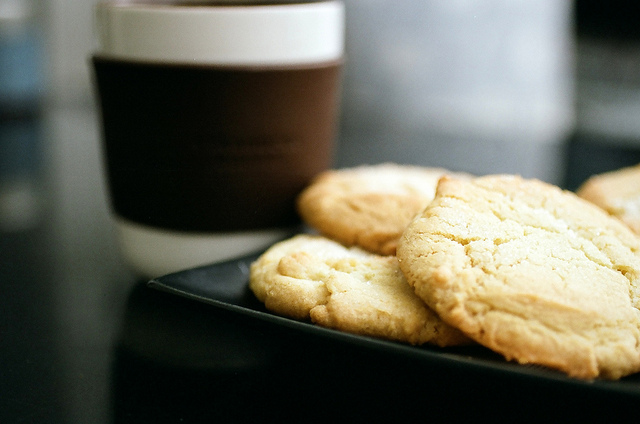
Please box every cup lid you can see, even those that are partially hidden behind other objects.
[95,0,344,65]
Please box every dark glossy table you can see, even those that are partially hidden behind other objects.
[3,104,640,423]
[3,207,640,424]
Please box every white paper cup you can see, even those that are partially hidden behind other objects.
[93,1,344,278]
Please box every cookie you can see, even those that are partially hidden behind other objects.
[397,174,640,379]
[249,234,470,346]
[577,163,640,234]
[297,163,465,255]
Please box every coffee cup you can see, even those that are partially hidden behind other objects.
[92,1,344,278]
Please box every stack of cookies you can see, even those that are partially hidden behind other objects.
[249,163,640,380]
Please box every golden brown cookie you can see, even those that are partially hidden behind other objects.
[397,174,640,380]
[249,234,470,346]
[297,163,465,255]
[577,163,640,234]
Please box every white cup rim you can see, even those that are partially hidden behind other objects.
[95,0,345,65]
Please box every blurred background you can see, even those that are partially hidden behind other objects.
[8,0,640,233]
[0,0,628,235]
[4,0,639,255]
[3,0,640,422]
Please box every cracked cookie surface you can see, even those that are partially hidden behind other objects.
[397,174,640,379]
[296,163,465,255]
[249,234,470,346]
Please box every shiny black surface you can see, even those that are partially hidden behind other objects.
[1,226,62,422]
[3,210,640,424]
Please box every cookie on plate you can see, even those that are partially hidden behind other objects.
[397,174,640,379]
[577,163,640,234]
[297,163,466,256]
[249,234,470,346]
